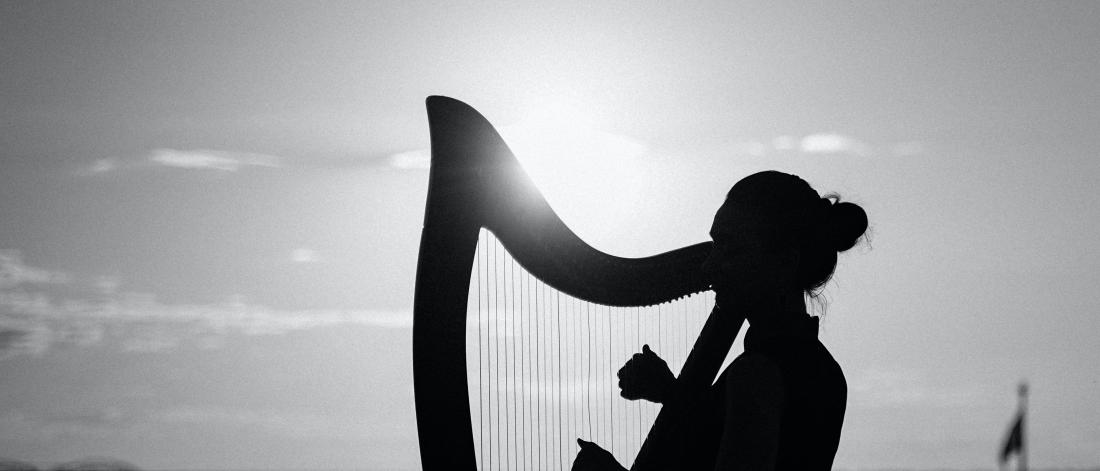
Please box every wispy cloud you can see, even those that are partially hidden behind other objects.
[384,119,887,168]
[86,157,121,174]
[289,247,321,264]
[0,250,69,288]
[387,149,430,170]
[79,149,283,176]
[383,116,649,172]
[799,133,872,156]
[0,251,410,359]
[728,134,881,158]
[849,367,990,409]
[148,148,281,171]
[0,404,386,443]
[0,408,129,441]
[155,406,337,439]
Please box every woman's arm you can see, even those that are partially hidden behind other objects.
[712,354,785,471]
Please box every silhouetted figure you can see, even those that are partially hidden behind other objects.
[574,171,868,471]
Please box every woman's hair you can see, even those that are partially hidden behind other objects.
[722,171,868,297]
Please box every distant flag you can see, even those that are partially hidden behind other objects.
[998,382,1028,471]
[999,413,1023,464]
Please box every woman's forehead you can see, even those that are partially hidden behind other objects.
[710,210,775,239]
[712,200,772,230]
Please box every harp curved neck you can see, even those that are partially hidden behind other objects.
[422,95,712,306]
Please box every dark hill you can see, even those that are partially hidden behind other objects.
[49,459,140,471]
[0,459,39,471]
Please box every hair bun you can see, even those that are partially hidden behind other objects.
[826,201,868,252]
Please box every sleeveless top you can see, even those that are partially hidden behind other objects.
[677,314,846,470]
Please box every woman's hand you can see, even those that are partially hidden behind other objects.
[617,344,675,404]
[572,439,626,471]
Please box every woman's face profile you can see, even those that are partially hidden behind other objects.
[704,202,799,307]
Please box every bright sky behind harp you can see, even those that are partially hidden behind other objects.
[2,2,1099,470]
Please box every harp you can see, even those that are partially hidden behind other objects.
[413,96,745,470]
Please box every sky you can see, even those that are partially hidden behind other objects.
[2,1,1100,469]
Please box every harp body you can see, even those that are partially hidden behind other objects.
[413,96,743,470]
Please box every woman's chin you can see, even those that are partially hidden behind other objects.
[713,289,737,309]
[715,287,779,310]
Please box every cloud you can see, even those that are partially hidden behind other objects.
[0,251,411,359]
[289,248,320,264]
[0,408,129,441]
[88,157,120,174]
[384,116,649,172]
[148,148,281,171]
[799,133,872,156]
[849,367,989,409]
[726,134,877,157]
[387,149,430,170]
[78,149,283,176]
[0,404,382,445]
[0,250,70,288]
[0,292,412,358]
[156,406,335,439]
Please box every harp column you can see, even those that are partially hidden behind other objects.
[412,219,479,470]
[412,97,491,471]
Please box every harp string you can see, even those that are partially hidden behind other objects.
[510,255,518,471]
[477,231,483,471]
[467,230,712,470]
[526,259,532,470]
[638,305,642,453]
[586,300,593,440]
[495,237,503,468]
[555,288,562,469]
[504,243,512,469]
[607,301,616,459]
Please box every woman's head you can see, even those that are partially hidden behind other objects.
[704,171,868,307]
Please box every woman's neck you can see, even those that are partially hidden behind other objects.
[745,289,805,314]
[776,290,807,315]
[744,290,808,330]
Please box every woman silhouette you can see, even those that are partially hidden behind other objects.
[573,170,868,470]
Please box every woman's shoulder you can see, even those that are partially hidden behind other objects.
[722,342,846,391]
[719,352,786,415]
[723,352,785,393]
[727,350,782,376]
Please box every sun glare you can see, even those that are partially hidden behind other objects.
[500,102,648,238]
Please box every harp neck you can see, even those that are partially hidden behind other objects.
[422,95,713,306]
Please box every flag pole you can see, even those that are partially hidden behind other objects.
[1018,381,1028,471]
